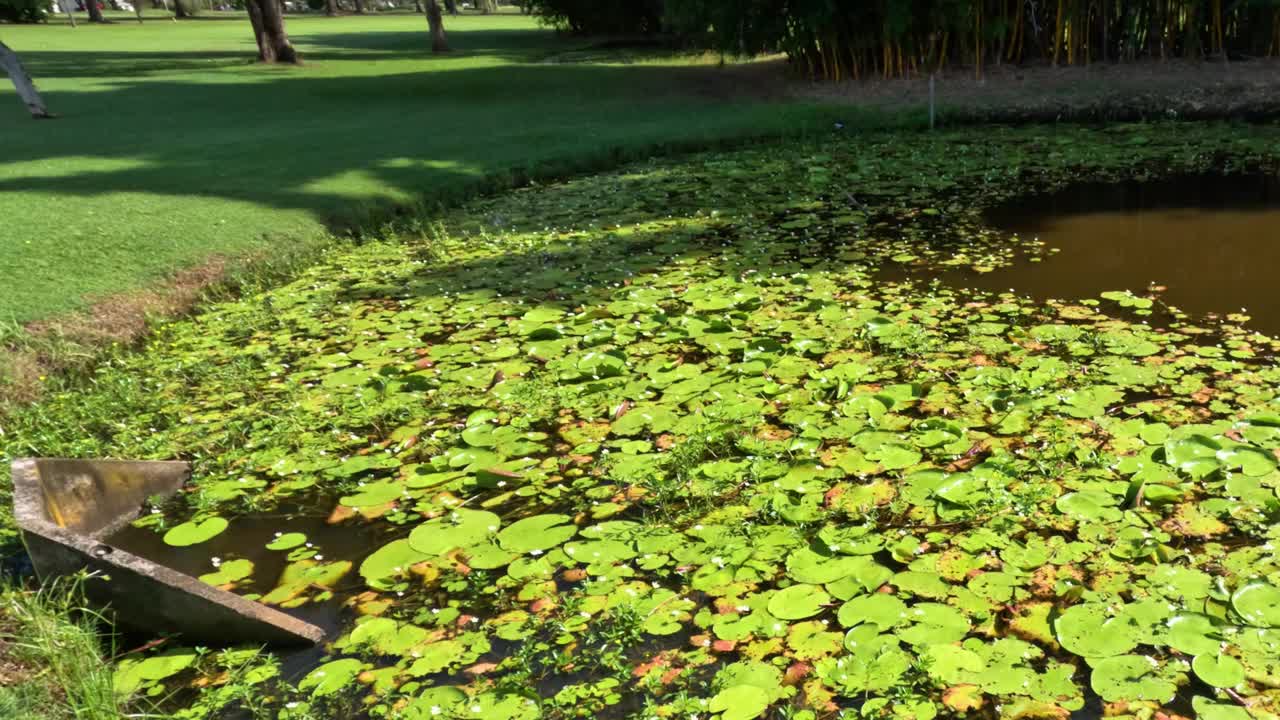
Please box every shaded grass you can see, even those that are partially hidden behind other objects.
[0,575,123,720]
[0,13,850,326]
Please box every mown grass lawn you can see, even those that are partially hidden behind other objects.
[0,12,845,324]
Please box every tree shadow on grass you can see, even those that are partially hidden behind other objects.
[0,58,812,230]
[17,51,263,78]
[296,28,569,58]
[0,21,843,322]
[13,24,579,79]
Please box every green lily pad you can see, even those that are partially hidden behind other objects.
[198,558,254,586]
[1192,653,1245,688]
[408,509,501,555]
[401,687,469,719]
[298,658,364,697]
[1166,613,1221,655]
[1089,655,1175,703]
[359,539,431,588]
[709,685,770,720]
[339,479,404,508]
[163,517,228,547]
[1055,491,1121,522]
[266,532,307,551]
[898,603,969,646]
[837,593,908,629]
[767,584,830,620]
[497,514,577,554]
[114,650,198,694]
[1055,603,1139,657]
[1232,582,1280,627]
[1191,696,1253,720]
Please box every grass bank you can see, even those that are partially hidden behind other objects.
[0,576,121,720]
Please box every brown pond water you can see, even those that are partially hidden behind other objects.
[106,502,382,639]
[911,173,1280,334]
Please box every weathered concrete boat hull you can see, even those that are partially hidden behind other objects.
[12,458,324,646]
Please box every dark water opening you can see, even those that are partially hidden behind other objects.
[917,173,1280,334]
[106,501,381,638]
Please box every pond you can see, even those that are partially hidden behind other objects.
[17,125,1280,720]
[918,172,1280,334]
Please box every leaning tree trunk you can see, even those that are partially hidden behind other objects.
[86,0,105,22]
[247,0,266,54]
[246,0,298,63]
[425,0,448,52]
[0,41,52,119]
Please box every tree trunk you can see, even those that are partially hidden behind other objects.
[325,0,336,15]
[86,0,105,22]
[173,0,188,18]
[443,0,456,15]
[246,0,298,63]
[0,41,53,119]
[425,0,448,52]
[353,0,363,14]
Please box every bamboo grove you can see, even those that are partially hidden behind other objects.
[660,0,1280,80]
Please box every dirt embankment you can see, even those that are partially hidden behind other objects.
[789,57,1280,123]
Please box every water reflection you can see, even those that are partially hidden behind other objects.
[928,173,1280,334]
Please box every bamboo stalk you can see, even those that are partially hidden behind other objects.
[1053,0,1065,64]
[768,1,1275,81]
[1215,0,1225,57]
[1008,0,1023,60]
[975,1,983,79]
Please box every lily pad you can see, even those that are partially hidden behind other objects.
[1089,655,1175,703]
[709,685,770,720]
[298,658,364,697]
[266,532,307,551]
[497,514,577,554]
[767,584,830,620]
[1192,653,1245,688]
[837,593,908,629]
[114,650,198,694]
[198,558,254,586]
[1232,582,1280,627]
[163,517,228,547]
[408,509,501,555]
